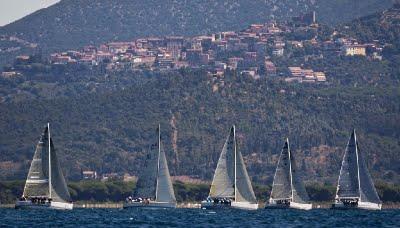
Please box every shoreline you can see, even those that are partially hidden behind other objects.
[2,202,400,209]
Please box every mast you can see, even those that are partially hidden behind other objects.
[156,124,161,201]
[233,125,237,202]
[354,129,362,201]
[287,138,294,201]
[48,122,52,199]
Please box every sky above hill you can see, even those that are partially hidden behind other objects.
[0,0,60,26]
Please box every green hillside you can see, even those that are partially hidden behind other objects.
[0,70,399,184]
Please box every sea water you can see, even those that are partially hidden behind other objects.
[0,208,399,227]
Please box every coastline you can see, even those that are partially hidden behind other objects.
[2,202,400,209]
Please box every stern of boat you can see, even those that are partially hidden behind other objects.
[231,201,259,210]
[290,202,313,210]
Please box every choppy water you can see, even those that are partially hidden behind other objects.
[0,208,399,227]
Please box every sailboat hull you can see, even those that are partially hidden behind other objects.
[201,201,231,209]
[265,201,312,210]
[332,201,381,210]
[201,201,259,210]
[231,201,259,210]
[123,201,176,209]
[15,200,73,210]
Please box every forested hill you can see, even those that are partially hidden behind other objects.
[0,71,399,184]
[0,2,399,186]
[0,0,392,52]
[340,4,400,55]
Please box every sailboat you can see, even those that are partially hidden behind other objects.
[265,139,312,210]
[201,125,259,210]
[332,130,382,210]
[15,123,73,210]
[123,125,176,208]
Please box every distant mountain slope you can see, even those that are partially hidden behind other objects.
[0,72,399,183]
[340,4,400,50]
[0,0,392,52]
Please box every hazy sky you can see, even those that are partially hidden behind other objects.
[0,0,60,26]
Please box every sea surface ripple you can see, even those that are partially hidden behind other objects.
[0,208,399,227]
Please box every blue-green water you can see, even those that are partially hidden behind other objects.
[0,208,399,227]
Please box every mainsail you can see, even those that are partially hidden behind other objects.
[23,127,50,198]
[336,130,360,199]
[209,125,256,203]
[23,124,71,202]
[336,130,381,204]
[209,127,235,198]
[270,139,310,203]
[270,140,292,200]
[134,126,176,202]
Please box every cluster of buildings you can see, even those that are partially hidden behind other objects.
[286,67,326,83]
[48,20,326,83]
[5,10,391,84]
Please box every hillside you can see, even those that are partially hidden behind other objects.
[0,2,399,187]
[340,4,400,54]
[0,0,392,53]
[0,70,399,184]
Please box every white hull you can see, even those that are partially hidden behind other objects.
[289,202,313,210]
[123,201,176,209]
[265,201,312,210]
[201,201,258,210]
[231,201,259,210]
[15,200,73,210]
[332,201,381,210]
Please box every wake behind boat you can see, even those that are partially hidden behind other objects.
[123,125,176,209]
[201,125,259,210]
[265,139,312,210]
[15,123,73,210]
[332,130,382,210]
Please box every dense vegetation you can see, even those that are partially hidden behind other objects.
[1,180,400,204]
[0,69,399,184]
[0,2,399,194]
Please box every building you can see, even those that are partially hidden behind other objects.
[272,48,284,57]
[166,36,184,60]
[1,71,19,78]
[314,72,327,82]
[264,61,277,77]
[342,45,366,56]
[81,170,97,180]
[288,67,303,78]
[302,69,316,82]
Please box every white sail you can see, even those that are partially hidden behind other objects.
[22,124,71,203]
[336,130,381,205]
[209,126,235,198]
[23,127,50,198]
[234,139,257,203]
[336,130,361,199]
[48,138,71,202]
[134,125,176,203]
[270,140,292,201]
[209,125,256,204]
[356,137,381,204]
[155,132,176,203]
[270,139,310,204]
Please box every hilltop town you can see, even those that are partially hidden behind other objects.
[2,10,391,84]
